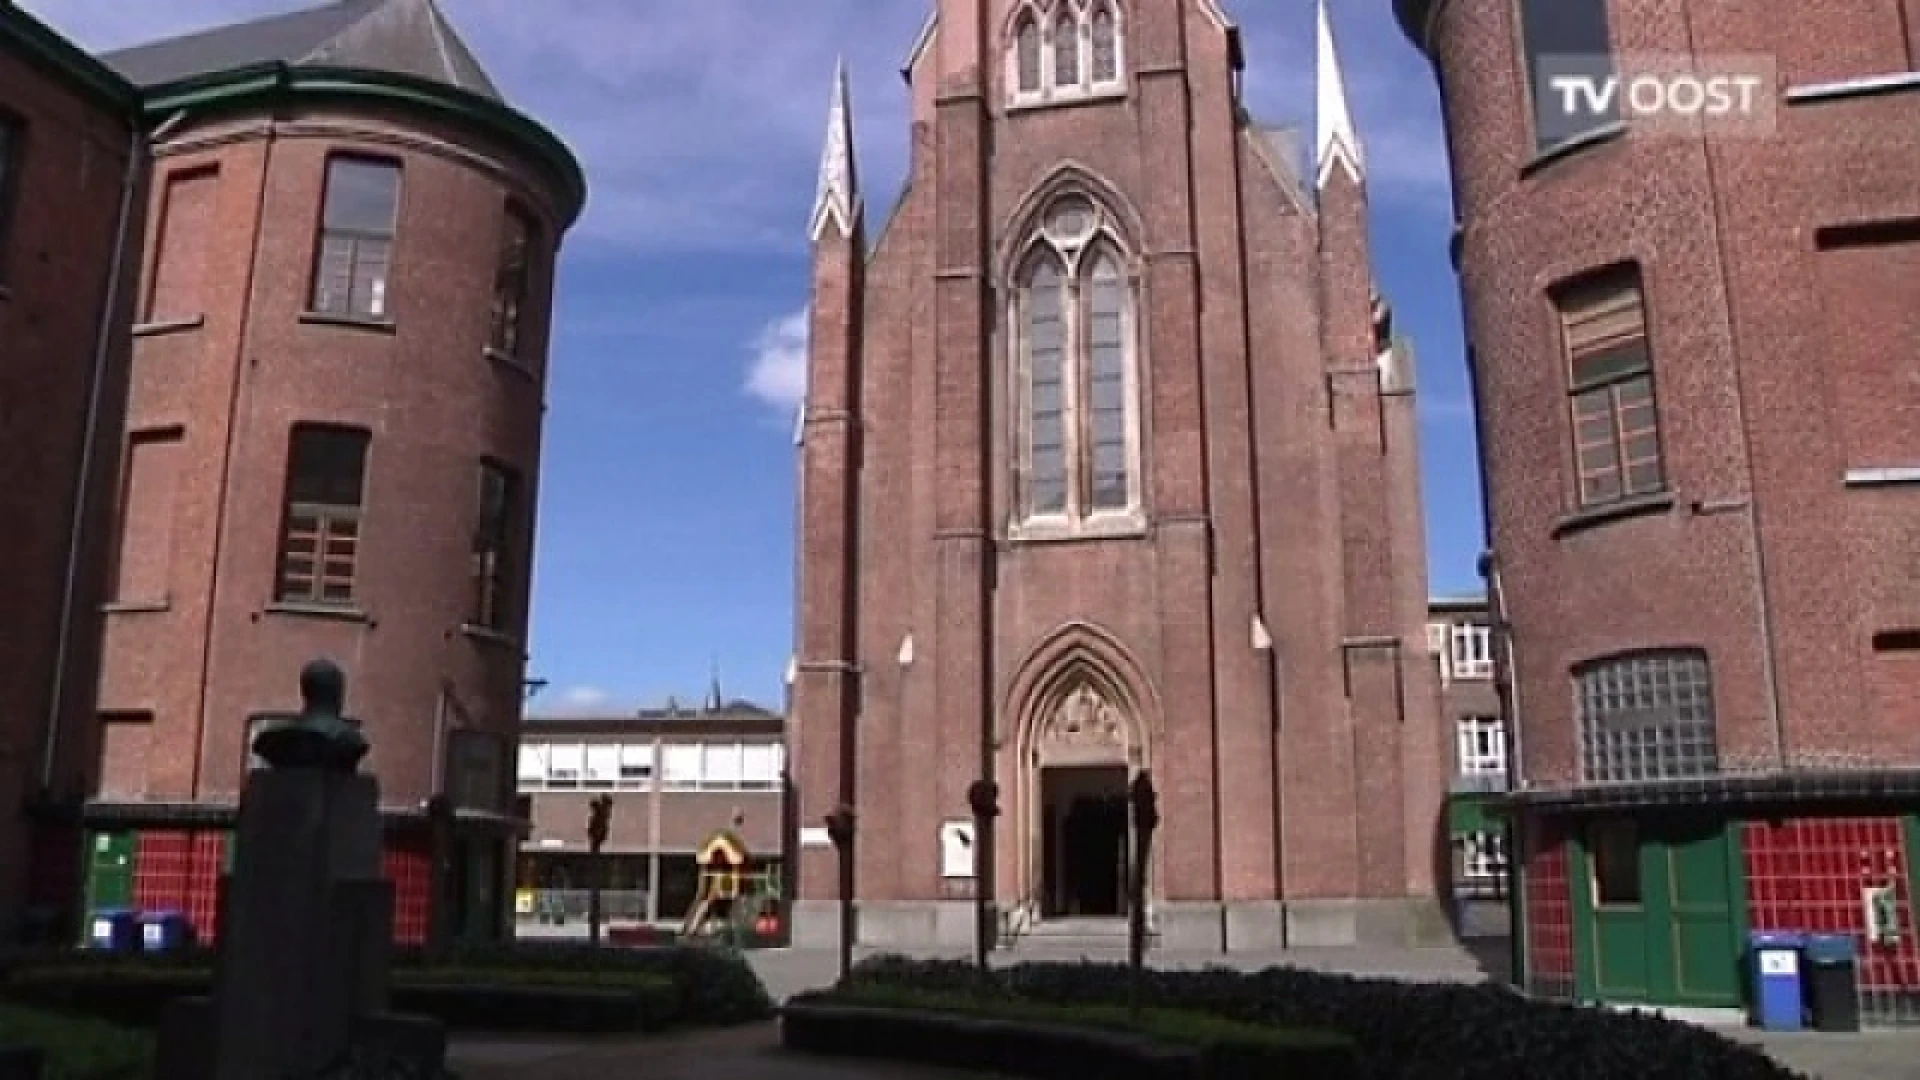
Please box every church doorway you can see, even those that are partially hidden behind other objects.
[1039,764,1130,919]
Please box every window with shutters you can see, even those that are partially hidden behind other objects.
[1012,193,1142,532]
[309,156,401,320]
[0,115,19,285]
[471,460,519,631]
[1007,0,1126,108]
[275,425,371,606]
[1556,266,1664,508]
[489,205,536,359]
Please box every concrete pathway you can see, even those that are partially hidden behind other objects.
[449,1024,980,1080]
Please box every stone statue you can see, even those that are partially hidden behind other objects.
[251,658,369,772]
[1370,291,1393,356]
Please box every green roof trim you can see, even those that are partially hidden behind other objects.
[140,62,587,227]
[0,2,141,114]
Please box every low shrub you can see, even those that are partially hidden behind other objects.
[791,984,1358,1079]
[5,942,772,1033]
[0,1003,152,1080]
[843,955,1811,1080]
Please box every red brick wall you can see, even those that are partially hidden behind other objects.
[1744,817,1920,994]
[95,101,574,817]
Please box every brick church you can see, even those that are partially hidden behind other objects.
[789,0,1446,951]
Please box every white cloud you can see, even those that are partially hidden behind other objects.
[744,308,809,413]
[542,685,614,716]
[18,0,1453,256]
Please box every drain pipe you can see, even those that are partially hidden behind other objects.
[40,108,183,792]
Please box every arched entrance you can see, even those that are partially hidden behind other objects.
[1024,679,1142,921]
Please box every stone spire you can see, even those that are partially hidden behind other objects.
[1315,0,1364,189]
[808,58,861,242]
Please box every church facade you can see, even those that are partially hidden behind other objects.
[789,0,1446,951]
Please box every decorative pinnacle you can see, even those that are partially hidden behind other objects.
[808,57,861,242]
[1315,0,1364,188]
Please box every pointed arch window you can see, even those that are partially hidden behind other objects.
[1007,0,1127,107]
[1015,14,1042,93]
[1013,196,1142,529]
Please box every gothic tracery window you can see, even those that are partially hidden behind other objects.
[1008,0,1125,106]
[1014,196,1140,526]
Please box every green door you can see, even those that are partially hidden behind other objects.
[1660,818,1741,1006]
[84,832,135,913]
[1574,815,1743,1008]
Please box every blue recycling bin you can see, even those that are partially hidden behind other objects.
[86,908,139,953]
[137,909,194,953]
[1749,930,1806,1031]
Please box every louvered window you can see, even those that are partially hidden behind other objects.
[275,425,370,605]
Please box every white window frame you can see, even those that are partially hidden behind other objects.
[700,742,744,789]
[1460,831,1508,882]
[1450,622,1494,680]
[516,742,548,787]
[661,744,701,790]
[1009,195,1145,539]
[617,743,655,787]
[1005,0,1128,111]
[1456,714,1505,776]
[546,743,583,787]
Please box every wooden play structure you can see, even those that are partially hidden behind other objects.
[679,827,781,939]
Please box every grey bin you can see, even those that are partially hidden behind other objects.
[1803,933,1862,1033]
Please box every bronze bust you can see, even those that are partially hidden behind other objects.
[251,659,370,772]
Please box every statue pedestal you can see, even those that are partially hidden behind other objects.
[155,766,444,1080]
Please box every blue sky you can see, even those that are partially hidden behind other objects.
[25,0,1481,715]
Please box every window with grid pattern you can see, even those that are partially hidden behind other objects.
[1007,1,1125,105]
[471,461,519,630]
[1559,268,1664,507]
[1456,715,1505,775]
[490,205,535,357]
[1451,622,1494,679]
[310,156,401,320]
[1459,831,1508,881]
[1576,650,1718,784]
[1015,15,1042,92]
[275,425,370,605]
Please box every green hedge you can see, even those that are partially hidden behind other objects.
[788,985,1358,1079]
[0,1004,151,1080]
[5,943,771,1035]
[842,956,1811,1080]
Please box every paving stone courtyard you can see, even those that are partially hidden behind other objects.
[444,942,1920,1080]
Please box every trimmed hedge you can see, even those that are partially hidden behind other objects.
[842,955,1812,1080]
[786,986,1359,1080]
[4,942,771,1035]
[0,1004,151,1080]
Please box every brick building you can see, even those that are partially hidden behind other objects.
[514,691,787,930]
[790,0,1446,953]
[1427,595,1509,938]
[0,3,147,941]
[1400,0,1920,1022]
[68,0,585,949]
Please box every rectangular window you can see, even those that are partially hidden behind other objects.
[1459,831,1508,882]
[1456,715,1506,775]
[145,167,218,322]
[701,743,743,788]
[275,425,370,606]
[1588,820,1642,907]
[0,117,17,282]
[617,743,655,785]
[741,744,781,789]
[661,744,701,788]
[1558,268,1663,507]
[471,461,519,630]
[310,156,401,320]
[516,743,548,786]
[1450,623,1495,680]
[113,429,185,604]
[1517,0,1618,152]
[546,744,583,787]
[584,744,619,788]
[490,206,535,358]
